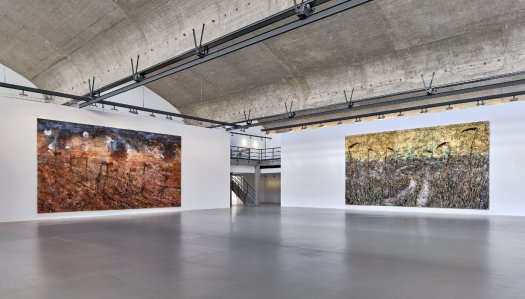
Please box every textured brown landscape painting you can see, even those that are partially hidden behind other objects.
[345,121,489,209]
[37,119,181,213]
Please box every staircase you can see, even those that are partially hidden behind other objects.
[231,175,256,205]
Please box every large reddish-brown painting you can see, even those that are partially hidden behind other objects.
[37,119,181,213]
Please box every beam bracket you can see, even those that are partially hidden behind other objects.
[131,55,145,82]
[193,24,209,58]
[244,109,253,125]
[421,72,437,95]
[285,101,296,119]
[294,0,315,19]
[344,88,354,109]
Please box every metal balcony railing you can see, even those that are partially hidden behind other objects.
[230,146,281,163]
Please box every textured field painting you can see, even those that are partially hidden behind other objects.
[345,122,489,209]
[37,119,181,213]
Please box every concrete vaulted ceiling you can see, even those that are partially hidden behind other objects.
[1,0,525,124]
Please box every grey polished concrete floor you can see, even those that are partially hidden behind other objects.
[0,206,524,298]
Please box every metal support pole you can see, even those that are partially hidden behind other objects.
[255,165,261,205]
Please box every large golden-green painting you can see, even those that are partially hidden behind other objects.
[345,122,489,209]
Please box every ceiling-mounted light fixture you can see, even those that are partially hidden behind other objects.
[355,117,362,123]
[301,125,307,130]
[166,115,173,120]
[397,112,404,117]
[476,100,485,106]
[420,108,428,113]
[446,104,453,110]
[19,90,28,97]
[510,95,519,102]
[150,112,156,117]
[111,106,118,111]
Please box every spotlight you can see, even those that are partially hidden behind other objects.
[420,108,428,113]
[510,96,518,102]
[337,121,343,125]
[476,100,485,106]
[301,125,307,130]
[397,112,404,117]
[19,90,28,97]
[165,115,173,120]
[319,123,324,127]
[111,106,118,111]
[150,112,156,117]
[355,118,362,123]
[446,104,453,110]
[378,114,385,119]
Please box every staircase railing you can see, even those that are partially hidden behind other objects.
[230,146,281,163]
[231,174,256,205]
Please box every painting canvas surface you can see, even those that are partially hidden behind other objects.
[37,119,181,213]
[345,121,489,209]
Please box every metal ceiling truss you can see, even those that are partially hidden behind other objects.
[262,89,525,132]
[0,82,91,102]
[69,0,335,102]
[226,70,525,131]
[0,82,234,127]
[78,0,372,108]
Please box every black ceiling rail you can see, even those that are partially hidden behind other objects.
[262,89,525,132]
[72,0,334,101]
[228,70,525,131]
[96,100,235,126]
[0,82,91,102]
[79,0,372,108]
[0,82,236,127]
[230,131,272,140]
[217,69,525,129]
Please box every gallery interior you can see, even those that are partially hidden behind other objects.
[1,0,525,298]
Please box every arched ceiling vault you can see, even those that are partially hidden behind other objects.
[1,0,525,124]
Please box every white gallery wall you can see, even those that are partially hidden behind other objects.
[282,102,525,216]
[0,97,230,223]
